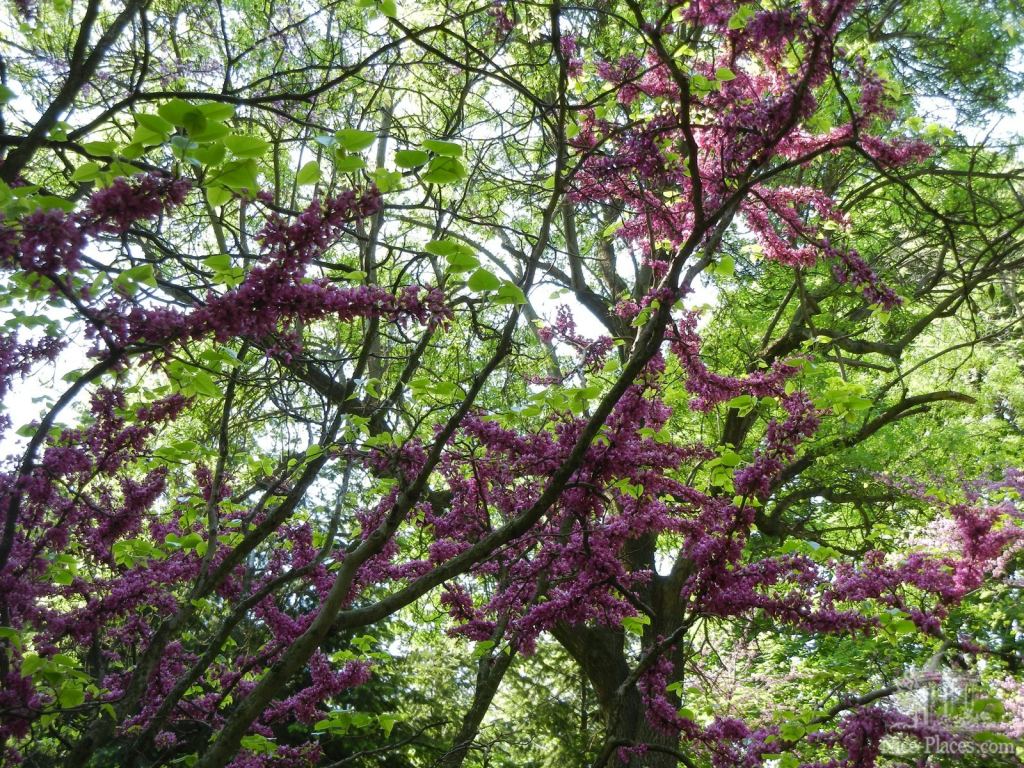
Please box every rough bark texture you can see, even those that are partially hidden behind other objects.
[554,624,679,768]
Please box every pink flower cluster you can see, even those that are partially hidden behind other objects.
[85,174,191,234]
[559,35,583,78]
[0,173,190,277]
[570,0,929,307]
[537,305,613,374]
[734,392,820,497]
[669,311,800,411]
[488,0,514,36]
[0,333,63,405]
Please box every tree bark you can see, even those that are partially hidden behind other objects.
[552,622,681,768]
[436,646,517,768]
[553,535,690,768]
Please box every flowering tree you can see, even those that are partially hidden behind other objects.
[0,0,1022,766]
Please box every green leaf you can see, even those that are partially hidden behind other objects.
[350,712,373,728]
[672,44,695,60]
[379,714,398,738]
[335,129,377,151]
[197,101,235,121]
[691,73,714,93]
[467,268,501,292]
[728,3,756,29]
[48,563,74,585]
[120,143,145,159]
[601,220,622,238]
[58,684,85,709]
[713,254,735,277]
[621,615,650,635]
[0,84,14,105]
[21,654,44,676]
[296,160,321,186]
[135,112,174,134]
[35,195,75,211]
[0,626,22,650]
[446,250,479,272]
[493,282,527,304]
[71,162,102,182]
[170,135,198,161]
[395,149,429,167]
[132,125,166,147]
[224,134,270,158]
[472,639,496,658]
[891,618,917,635]
[331,268,366,282]
[158,98,197,126]
[240,734,276,755]
[206,186,232,207]
[371,168,402,192]
[191,142,226,166]
[213,159,259,192]
[128,264,157,287]
[182,110,208,136]
[425,240,479,271]
[203,254,231,271]
[190,371,222,398]
[718,448,742,467]
[779,722,805,741]
[422,139,463,157]
[715,67,737,81]
[422,156,467,184]
[423,239,459,256]
[189,122,230,142]
[81,140,116,156]
[726,394,757,415]
[108,160,137,178]
[379,0,397,17]
[334,154,367,173]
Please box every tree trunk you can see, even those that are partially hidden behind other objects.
[437,646,517,768]
[552,623,682,768]
[553,550,690,768]
[607,690,682,768]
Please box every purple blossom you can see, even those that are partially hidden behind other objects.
[85,174,191,234]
